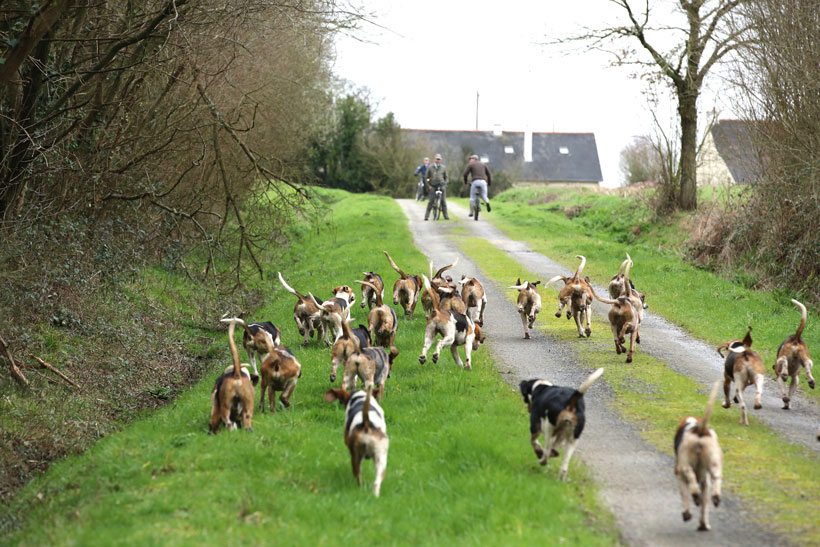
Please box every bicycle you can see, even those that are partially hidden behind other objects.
[415,180,426,201]
[469,198,480,221]
[431,188,443,220]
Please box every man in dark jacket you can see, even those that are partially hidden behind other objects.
[424,153,449,220]
[414,157,430,200]
[463,154,491,220]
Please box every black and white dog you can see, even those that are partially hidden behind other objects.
[325,387,389,497]
[519,368,604,481]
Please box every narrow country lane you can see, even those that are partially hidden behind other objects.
[396,198,786,547]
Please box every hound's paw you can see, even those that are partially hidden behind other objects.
[625,356,633,363]
[555,312,561,318]
[432,353,439,364]
[754,402,762,409]
[550,448,559,457]
[697,522,711,532]
[330,374,336,383]
[566,310,571,320]
[722,401,731,408]
[393,299,399,305]
[534,447,544,459]
[584,328,591,337]
[539,457,548,466]
[298,329,305,336]
[712,494,721,507]
[682,511,692,522]
[524,333,531,340]
[418,355,427,365]
[692,492,702,506]
[558,469,568,481]
[636,335,641,344]
[618,336,625,344]
[360,302,366,308]
[809,380,816,389]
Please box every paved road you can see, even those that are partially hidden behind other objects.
[397,198,787,547]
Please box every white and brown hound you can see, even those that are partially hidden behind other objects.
[418,275,484,370]
[774,299,815,409]
[509,278,542,339]
[674,381,723,532]
[546,255,595,338]
[385,250,422,318]
[718,326,764,426]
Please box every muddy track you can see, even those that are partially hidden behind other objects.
[397,199,786,547]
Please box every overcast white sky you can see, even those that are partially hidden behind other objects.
[333,1,737,186]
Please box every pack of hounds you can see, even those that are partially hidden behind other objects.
[208,249,817,531]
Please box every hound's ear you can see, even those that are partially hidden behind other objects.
[584,276,591,283]
[516,277,521,285]
[533,280,541,286]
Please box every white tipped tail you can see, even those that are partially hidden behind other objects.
[578,367,604,394]
[508,283,528,290]
[699,381,721,435]
[421,274,431,291]
[545,274,565,289]
[278,272,301,297]
[574,255,587,278]
[792,299,807,340]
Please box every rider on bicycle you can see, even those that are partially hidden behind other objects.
[463,154,491,221]
[424,153,449,220]
[414,157,430,201]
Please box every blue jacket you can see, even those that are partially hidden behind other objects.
[414,164,428,180]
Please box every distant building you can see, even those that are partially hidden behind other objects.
[699,119,761,186]
[403,129,603,185]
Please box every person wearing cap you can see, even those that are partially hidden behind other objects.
[424,153,450,220]
[463,154,492,220]
[414,157,430,201]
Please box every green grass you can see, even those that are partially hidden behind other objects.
[453,188,820,405]
[457,235,820,546]
[2,191,619,545]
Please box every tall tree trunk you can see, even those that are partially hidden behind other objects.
[678,91,699,211]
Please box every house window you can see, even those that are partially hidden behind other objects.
[480,155,489,163]
[504,146,514,154]
[559,147,569,155]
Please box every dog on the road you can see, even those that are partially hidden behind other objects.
[325,387,389,497]
[509,278,542,339]
[546,255,595,338]
[674,381,723,532]
[519,368,604,481]
[458,275,487,327]
[718,326,764,426]
[608,253,648,309]
[593,258,644,362]
[774,299,815,409]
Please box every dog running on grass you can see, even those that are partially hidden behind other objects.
[360,272,385,310]
[418,274,484,370]
[717,326,764,426]
[421,259,458,317]
[235,319,281,377]
[773,299,815,409]
[255,329,301,413]
[325,387,389,497]
[330,320,371,384]
[674,381,723,532]
[356,279,398,348]
[519,367,604,481]
[210,319,258,433]
[509,278,542,339]
[385,250,423,318]
[278,271,324,346]
[545,255,595,338]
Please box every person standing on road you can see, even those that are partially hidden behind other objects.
[424,153,449,220]
[414,157,430,201]
[463,154,491,220]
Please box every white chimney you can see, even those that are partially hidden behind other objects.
[492,124,503,137]
[524,127,533,163]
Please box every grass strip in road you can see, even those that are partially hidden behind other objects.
[459,235,820,546]
[451,193,820,406]
[2,191,618,546]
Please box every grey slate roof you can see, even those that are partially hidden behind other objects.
[710,120,761,184]
[403,129,603,183]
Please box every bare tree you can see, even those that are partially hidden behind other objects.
[566,0,747,210]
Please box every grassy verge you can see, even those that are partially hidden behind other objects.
[452,188,820,405]
[458,235,820,545]
[2,191,619,545]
